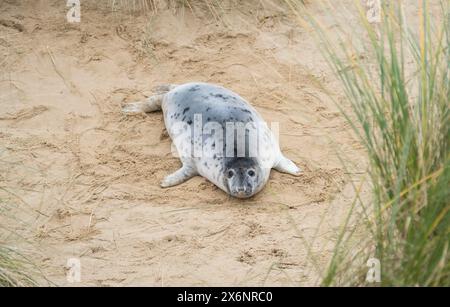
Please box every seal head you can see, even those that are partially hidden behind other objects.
[223,157,264,198]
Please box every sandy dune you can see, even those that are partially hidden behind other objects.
[0,0,368,286]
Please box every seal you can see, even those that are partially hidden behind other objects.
[122,82,301,198]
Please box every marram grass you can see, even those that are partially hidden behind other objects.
[0,201,39,287]
[288,0,449,286]
[0,245,38,287]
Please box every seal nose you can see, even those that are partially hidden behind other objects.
[234,187,245,197]
[236,187,246,197]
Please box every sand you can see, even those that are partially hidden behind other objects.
[0,0,369,286]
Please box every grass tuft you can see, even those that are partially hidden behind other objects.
[288,0,450,286]
[0,199,42,287]
[0,245,38,287]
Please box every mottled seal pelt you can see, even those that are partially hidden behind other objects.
[122,82,301,198]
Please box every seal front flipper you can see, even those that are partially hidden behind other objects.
[273,155,302,176]
[160,161,198,188]
[122,94,164,114]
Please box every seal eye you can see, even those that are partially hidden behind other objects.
[227,170,235,179]
[248,169,255,177]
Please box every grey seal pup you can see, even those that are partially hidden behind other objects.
[122,82,301,198]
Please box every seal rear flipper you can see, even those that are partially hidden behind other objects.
[273,155,302,176]
[152,84,178,94]
[122,94,164,114]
